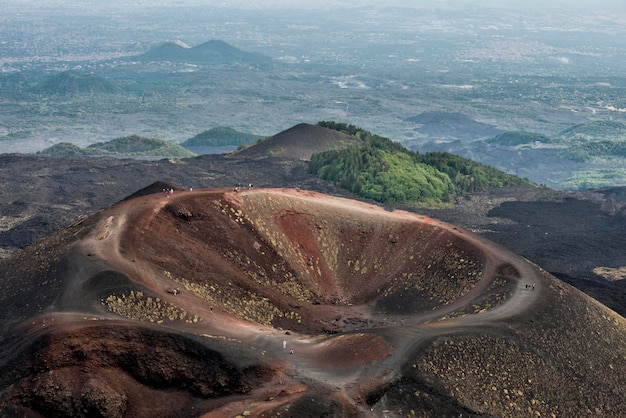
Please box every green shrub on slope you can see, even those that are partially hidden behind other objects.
[415,152,532,193]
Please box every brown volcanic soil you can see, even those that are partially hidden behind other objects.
[1,187,626,417]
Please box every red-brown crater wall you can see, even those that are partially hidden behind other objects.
[124,189,486,330]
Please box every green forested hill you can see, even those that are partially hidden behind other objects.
[36,142,100,156]
[310,122,533,206]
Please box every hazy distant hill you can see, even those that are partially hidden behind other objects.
[539,121,626,168]
[486,131,554,146]
[36,142,101,156]
[558,120,626,139]
[406,111,502,139]
[38,135,196,158]
[137,40,191,62]
[136,39,272,66]
[181,127,263,147]
[40,71,118,95]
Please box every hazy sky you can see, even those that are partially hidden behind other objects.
[225,0,626,12]
[5,0,626,11]
[175,0,624,12]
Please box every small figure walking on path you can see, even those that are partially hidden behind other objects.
[282,340,287,349]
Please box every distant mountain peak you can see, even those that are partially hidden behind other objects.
[135,39,271,66]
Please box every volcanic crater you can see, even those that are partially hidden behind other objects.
[1,187,625,417]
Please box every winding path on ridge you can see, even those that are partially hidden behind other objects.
[66,187,545,414]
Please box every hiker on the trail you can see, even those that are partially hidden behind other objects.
[283,340,287,349]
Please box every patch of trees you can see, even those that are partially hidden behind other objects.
[311,122,532,206]
[317,121,374,142]
[415,152,532,191]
